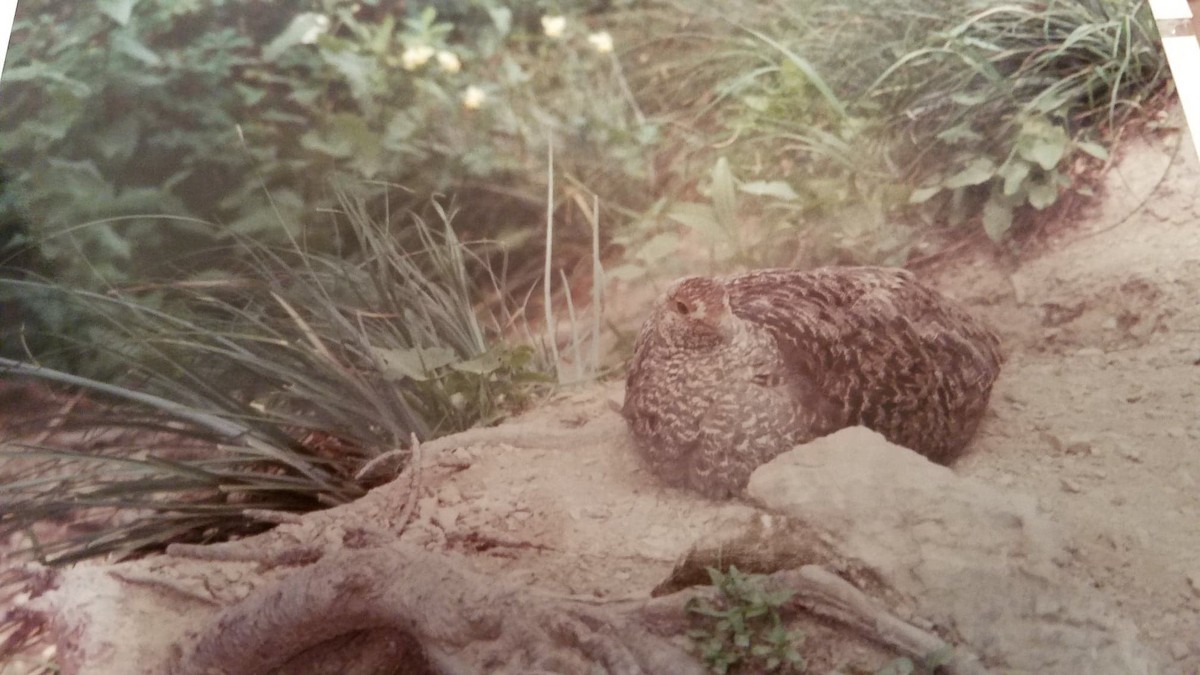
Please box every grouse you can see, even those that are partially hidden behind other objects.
[622,267,1003,498]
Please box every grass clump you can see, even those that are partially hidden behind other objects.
[614,0,1167,270]
[0,192,549,566]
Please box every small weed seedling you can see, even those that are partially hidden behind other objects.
[686,565,805,674]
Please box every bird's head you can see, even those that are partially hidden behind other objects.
[653,276,734,350]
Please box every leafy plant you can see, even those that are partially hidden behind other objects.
[0,0,653,365]
[616,0,1165,265]
[687,565,806,674]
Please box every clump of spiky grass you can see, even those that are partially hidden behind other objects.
[615,0,1167,263]
[0,191,550,567]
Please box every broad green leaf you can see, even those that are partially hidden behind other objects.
[97,0,139,26]
[982,198,1013,241]
[1075,140,1109,161]
[936,124,983,144]
[1,64,92,97]
[321,49,377,105]
[667,202,722,239]
[234,84,267,107]
[710,157,738,230]
[1026,180,1058,209]
[909,185,942,204]
[263,13,330,61]
[488,6,512,35]
[606,263,647,282]
[739,180,799,201]
[1017,119,1069,170]
[372,346,458,382]
[941,157,995,189]
[93,116,141,162]
[634,232,680,264]
[1000,160,1031,196]
[949,90,988,106]
[112,31,161,66]
[383,112,419,150]
[452,352,502,375]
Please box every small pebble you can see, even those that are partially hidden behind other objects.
[1060,478,1082,493]
[433,506,459,530]
[1121,448,1143,463]
[1065,436,1092,455]
[1129,320,1155,339]
[439,484,463,505]
[1170,641,1190,660]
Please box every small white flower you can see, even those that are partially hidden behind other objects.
[462,85,487,110]
[541,15,567,38]
[449,392,466,410]
[587,31,613,54]
[299,14,331,45]
[436,50,462,73]
[401,44,435,71]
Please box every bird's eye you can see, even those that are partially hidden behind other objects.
[674,300,690,315]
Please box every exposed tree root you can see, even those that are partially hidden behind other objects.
[167,543,972,675]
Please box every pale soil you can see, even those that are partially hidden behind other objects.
[450,107,1200,670]
[5,108,1200,674]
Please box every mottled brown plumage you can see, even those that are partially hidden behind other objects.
[622,267,1003,498]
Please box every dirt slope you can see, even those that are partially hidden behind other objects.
[8,109,1200,675]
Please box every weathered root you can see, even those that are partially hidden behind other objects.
[169,542,971,675]
[170,544,705,675]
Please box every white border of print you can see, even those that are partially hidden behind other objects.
[0,0,17,77]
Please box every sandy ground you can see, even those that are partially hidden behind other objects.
[939,117,1200,666]
[445,108,1200,670]
[383,107,1200,671]
[5,109,1200,674]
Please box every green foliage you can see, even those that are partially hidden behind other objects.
[687,566,806,674]
[0,195,551,565]
[1,0,653,364]
[619,0,1165,264]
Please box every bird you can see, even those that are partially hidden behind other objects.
[621,266,1003,499]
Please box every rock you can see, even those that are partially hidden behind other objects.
[1128,319,1155,339]
[1121,448,1143,463]
[1065,435,1093,455]
[1170,641,1190,660]
[440,484,463,505]
[433,506,460,530]
[1060,478,1082,493]
[747,427,1153,674]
